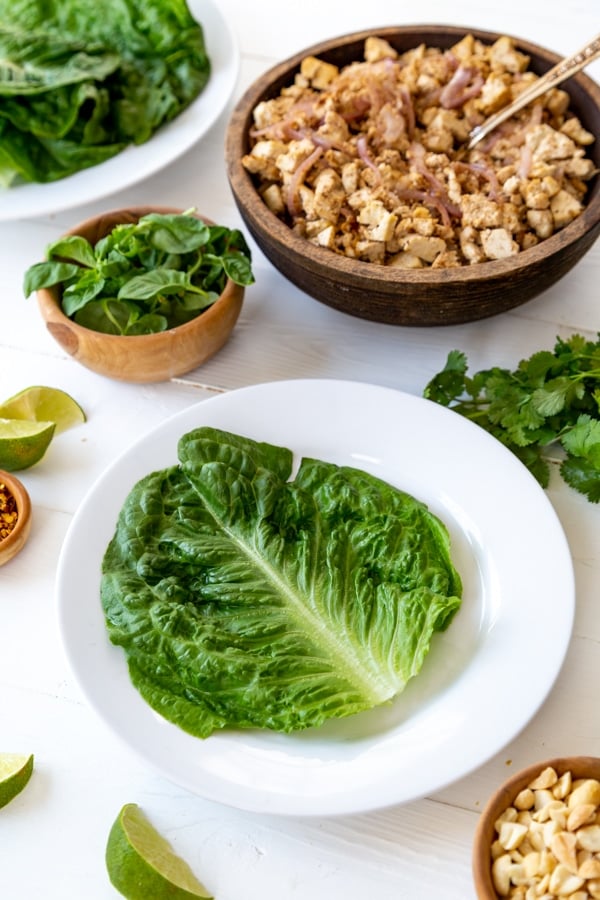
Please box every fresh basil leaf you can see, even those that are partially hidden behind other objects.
[62,271,106,316]
[74,297,137,335]
[23,210,254,333]
[22,260,81,296]
[46,234,96,268]
[222,251,255,286]
[140,213,212,253]
[126,313,168,335]
[176,291,218,311]
[117,268,192,301]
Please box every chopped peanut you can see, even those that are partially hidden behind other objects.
[487,767,600,899]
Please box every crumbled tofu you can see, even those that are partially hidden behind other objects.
[261,183,285,214]
[364,36,398,62]
[564,154,596,179]
[550,190,583,228]
[526,124,578,161]
[478,72,512,114]
[299,56,339,90]
[243,33,594,268]
[480,228,519,259]
[401,234,446,262]
[358,201,397,241]
[389,250,424,268]
[313,168,346,222]
[355,239,386,262]
[462,194,504,228]
[488,35,530,73]
[306,220,336,248]
[561,117,595,145]
[527,208,554,239]
[242,140,288,180]
[460,225,485,264]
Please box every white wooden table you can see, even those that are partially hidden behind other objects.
[1,1,599,897]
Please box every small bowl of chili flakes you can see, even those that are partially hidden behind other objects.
[0,471,32,566]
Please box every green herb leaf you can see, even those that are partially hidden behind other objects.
[423,334,600,502]
[560,457,600,502]
[0,0,210,185]
[22,260,81,295]
[117,268,192,301]
[222,251,255,287]
[62,269,106,315]
[46,235,96,268]
[140,212,211,253]
[23,210,254,334]
[101,427,462,738]
[423,350,468,406]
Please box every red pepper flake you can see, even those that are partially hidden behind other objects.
[0,481,18,541]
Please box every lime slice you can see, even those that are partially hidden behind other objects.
[0,386,85,435]
[106,804,213,900]
[0,418,55,471]
[0,753,34,809]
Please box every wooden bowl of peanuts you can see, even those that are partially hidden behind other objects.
[472,756,600,899]
[226,25,600,325]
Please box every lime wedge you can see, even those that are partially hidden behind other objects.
[106,804,213,900]
[0,753,34,809]
[0,418,55,471]
[0,386,85,435]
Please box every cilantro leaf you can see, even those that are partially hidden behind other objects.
[423,350,467,406]
[560,415,600,463]
[560,457,600,502]
[423,334,600,503]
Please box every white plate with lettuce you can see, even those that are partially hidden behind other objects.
[56,379,574,815]
[0,0,238,221]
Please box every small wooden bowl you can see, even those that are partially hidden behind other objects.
[0,470,32,566]
[226,25,600,326]
[36,206,245,383]
[472,756,600,898]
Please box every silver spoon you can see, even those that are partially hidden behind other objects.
[468,33,600,150]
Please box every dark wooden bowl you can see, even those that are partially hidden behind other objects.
[226,25,600,326]
[472,756,600,898]
[36,207,245,383]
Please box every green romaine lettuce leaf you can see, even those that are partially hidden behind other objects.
[0,0,210,185]
[101,428,462,737]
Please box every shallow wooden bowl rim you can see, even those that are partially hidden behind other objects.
[472,755,600,899]
[0,469,32,565]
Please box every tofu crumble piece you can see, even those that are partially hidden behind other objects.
[242,34,597,268]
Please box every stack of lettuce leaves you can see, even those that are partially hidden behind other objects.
[101,428,463,738]
[0,0,210,187]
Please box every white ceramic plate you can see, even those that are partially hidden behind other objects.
[57,380,574,816]
[0,0,238,222]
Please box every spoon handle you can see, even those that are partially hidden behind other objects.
[468,33,600,149]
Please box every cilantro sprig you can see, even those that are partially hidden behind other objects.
[424,334,600,502]
[23,209,254,336]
